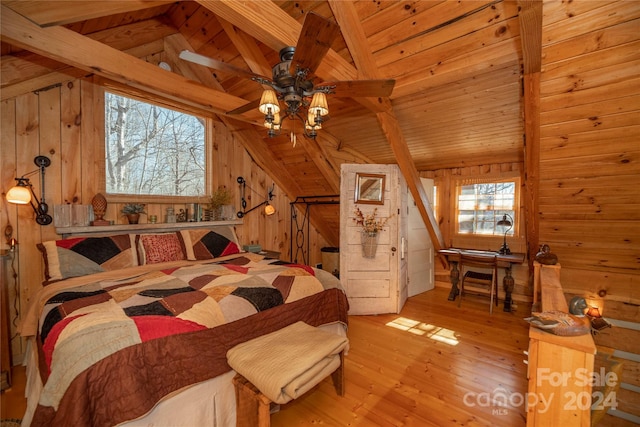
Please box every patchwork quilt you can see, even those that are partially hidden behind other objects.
[26,253,348,427]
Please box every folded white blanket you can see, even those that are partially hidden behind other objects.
[227,321,348,404]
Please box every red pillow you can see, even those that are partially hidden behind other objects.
[136,233,186,265]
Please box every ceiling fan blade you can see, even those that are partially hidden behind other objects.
[227,98,260,115]
[179,50,268,82]
[319,80,396,98]
[289,12,340,76]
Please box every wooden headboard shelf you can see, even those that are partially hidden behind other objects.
[56,220,243,238]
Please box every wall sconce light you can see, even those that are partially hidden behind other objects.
[586,306,611,331]
[497,213,513,255]
[236,176,276,218]
[586,306,602,318]
[5,155,53,225]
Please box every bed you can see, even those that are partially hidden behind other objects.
[19,225,348,426]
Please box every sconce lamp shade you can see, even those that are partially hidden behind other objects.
[587,306,602,318]
[6,184,32,204]
[259,89,280,115]
[309,92,329,116]
[6,155,53,226]
[265,203,276,216]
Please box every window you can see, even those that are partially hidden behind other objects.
[457,180,517,235]
[104,92,206,197]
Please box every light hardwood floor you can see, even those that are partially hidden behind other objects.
[3,287,531,425]
[272,287,531,426]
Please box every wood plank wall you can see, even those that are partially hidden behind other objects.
[540,1,640,421]
[0,76,329,363]
[420,163,533,306]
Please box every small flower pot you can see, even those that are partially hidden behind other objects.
[126,213,140,224]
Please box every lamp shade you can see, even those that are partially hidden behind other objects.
[259,89,280,115]
[497,214,513,227]
[309,92,328,116]
[6,185,31,204]
[587,306,602,318]
[264,203,276,216]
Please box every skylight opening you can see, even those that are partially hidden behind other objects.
[386,317,459,346]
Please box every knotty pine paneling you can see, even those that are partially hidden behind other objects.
[0,76,328,363]
[540,4,639,420]
[420,163,532,304]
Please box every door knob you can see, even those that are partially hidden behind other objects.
[391,247,397,252]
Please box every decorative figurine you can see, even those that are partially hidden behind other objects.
[535,244,558,265]
[91,193,110,226]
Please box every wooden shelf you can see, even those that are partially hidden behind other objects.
[56,220,243,238]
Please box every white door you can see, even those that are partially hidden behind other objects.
[408,178,435,296]
[340,164,405,315]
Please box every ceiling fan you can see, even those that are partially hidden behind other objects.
[179,12,395,142]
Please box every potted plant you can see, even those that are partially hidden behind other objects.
[206,186,233,220]
[121,203,146,224]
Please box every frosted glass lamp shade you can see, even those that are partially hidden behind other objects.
[259,89,280,115]
[264,203,276,216]
[6,185,31,204]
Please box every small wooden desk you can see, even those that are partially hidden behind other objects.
[439,248,525,311]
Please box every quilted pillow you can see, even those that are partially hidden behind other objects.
[178,226,241,260]
[137,233,186,265]
[38,234,138,283]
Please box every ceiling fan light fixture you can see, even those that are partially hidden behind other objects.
[258,89,280,115]
[309,92,329,116]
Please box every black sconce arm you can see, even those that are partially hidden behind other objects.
[6,156,53,226]
[236,176,275,218]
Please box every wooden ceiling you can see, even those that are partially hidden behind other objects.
[1,0,528,247]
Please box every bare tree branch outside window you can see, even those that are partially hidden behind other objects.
[105,92,205,196]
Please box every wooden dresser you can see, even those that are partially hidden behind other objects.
[526,262,596,426]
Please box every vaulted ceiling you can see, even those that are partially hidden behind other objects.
[1,0,532,248]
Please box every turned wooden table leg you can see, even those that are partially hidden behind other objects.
[503,266,515,312]
[447,261,460,301]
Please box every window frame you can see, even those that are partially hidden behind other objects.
[98,87,213,204]
[453,177,521,238]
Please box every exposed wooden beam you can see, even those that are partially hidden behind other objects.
[329,0,445,253]
[216,17,272,80]
[216,15,340,193]
[162,33,302,199]
[195,0,386,114]
[0,4,251,118]
[519,0,543,268]
[1,18,176,100]
[523,73,540,269]
[164,32,340,244]
[3,0,174,27]
[518,0,543,74]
